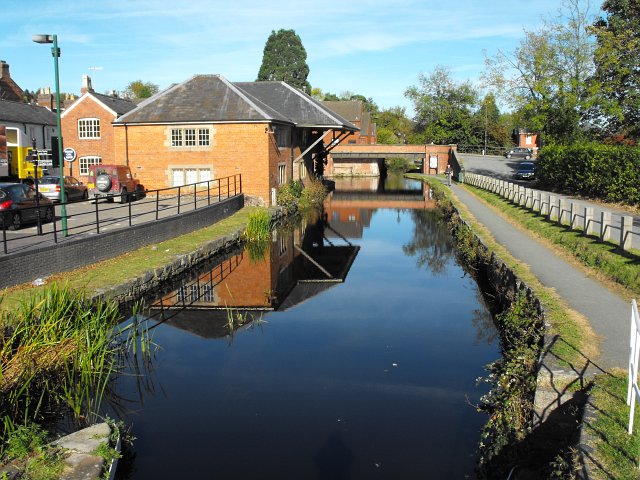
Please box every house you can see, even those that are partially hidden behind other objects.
[0,99,57,179]
[513,129,539,155]
[322,100,377,145]
[60,75,137,179]
[0,61,23,103]
[112,75,357,205]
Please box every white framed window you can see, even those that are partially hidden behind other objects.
[79,156,102,176]
[170,127,210,148]
[299,161,307,179]
[198,129,210,146]
[201,284,214,303]
[78,118,100,139]
[171,167,213,187]
[525,135,533,145]
[278,164,286,185]
[185,129,196,146]
[171,129,183,147]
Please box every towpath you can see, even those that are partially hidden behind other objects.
[449,182,631,371]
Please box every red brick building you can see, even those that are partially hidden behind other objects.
[0,61,23,102]
[112,75,357,205]
[322,100,377,145]
[61,76,137,178]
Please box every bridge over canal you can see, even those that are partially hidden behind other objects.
[326,143,456,177]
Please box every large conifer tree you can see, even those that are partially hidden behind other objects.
[257,29,311,92]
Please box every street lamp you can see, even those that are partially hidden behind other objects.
[32,34,67,236]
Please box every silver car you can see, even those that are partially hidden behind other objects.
[38,176,88,203]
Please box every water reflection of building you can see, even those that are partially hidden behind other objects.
[147,215,359,338]
[324,175,435,239]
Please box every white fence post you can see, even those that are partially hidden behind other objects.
[600,211,611,242]
[627,299,640,440]
[584,207,594,236]
[621,215,634,251]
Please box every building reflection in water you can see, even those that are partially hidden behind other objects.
[144,174,434,340]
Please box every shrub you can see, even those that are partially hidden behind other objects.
[537,143,640,204]
[385,157,416,172]
[276,180,303,210]
[298,178,327,210]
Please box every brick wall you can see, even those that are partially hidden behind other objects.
[61,95,117,180]
[114,122,285,205]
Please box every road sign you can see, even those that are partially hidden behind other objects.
[63,147,77,162]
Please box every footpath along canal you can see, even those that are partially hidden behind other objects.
[107,176,500,479]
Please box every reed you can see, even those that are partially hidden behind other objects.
[244,208,272,242]
[0,284,150,457]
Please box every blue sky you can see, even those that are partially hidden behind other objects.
[2,0,598,114]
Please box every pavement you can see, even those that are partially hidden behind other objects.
[449,181,632,371]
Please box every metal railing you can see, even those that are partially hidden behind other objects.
[0,174,242,255]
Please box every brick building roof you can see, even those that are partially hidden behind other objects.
[89,92,138,116]
[0,99,57,126]
[236,82,357,130]
[115,75,292,125]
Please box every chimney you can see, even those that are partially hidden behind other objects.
[81,74,93,94]
[0,60,10,80]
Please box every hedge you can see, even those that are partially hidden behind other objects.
[536,143,640,204]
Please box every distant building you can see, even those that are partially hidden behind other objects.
[513,129,539,155]
[322,101,377,145]
[0,61,24,103]
[61,75,137,178]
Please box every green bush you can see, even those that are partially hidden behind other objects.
[298,178,327,210]
[385,157,416,172]
[537,143,640,204]
[276,180,303,210]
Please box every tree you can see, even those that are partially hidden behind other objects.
[375,106,414,144]
[472,93,512,151]
[257,29,311,92]
[124,80,159,99]
[404,66,479,145]
[483,0,595,144]
[589,0,640,140]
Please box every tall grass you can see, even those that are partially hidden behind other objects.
[0,283,148,456]
[244,208,272,242]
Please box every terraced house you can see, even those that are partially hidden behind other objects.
[112,75,357,205]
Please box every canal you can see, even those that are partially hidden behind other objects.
[111,175,500,479]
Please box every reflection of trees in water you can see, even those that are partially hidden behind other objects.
[470,288,499,346]
[402,209,454,275]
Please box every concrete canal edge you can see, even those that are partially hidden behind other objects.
[445,199,593,475]
[0,423,119,480]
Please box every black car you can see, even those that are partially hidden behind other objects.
[514,161,536,180]
[0,183,55,230]
[505,147,533,159]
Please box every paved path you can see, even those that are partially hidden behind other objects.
[450,182,631,371]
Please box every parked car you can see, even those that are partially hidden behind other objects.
[514,161,536,180]
[38,176,88,203]
[505,147,533,160]
[0,182,54,230]
[87,165,145,203]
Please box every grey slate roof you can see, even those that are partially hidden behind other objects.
[89,92,137,116]
[236,82,357,131]
[115,75,292,125]
[114,75,357,131]
[322,100,363,122]
[0,99,57,126]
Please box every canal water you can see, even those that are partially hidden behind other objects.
[111,175,499,479]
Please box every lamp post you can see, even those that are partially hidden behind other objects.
[32,34,67,236]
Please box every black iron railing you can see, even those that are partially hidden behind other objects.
[0,174,242,255]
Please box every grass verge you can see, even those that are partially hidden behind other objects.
[586,371,640,480]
